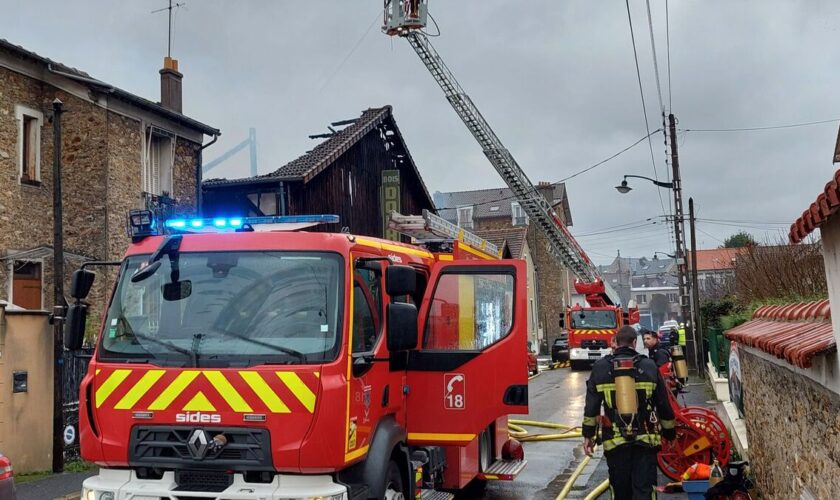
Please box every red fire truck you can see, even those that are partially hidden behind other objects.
[64,212,529,500]
[562,280,640,370]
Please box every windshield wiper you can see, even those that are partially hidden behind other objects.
[115,330,195,364]
[212,328,307,363]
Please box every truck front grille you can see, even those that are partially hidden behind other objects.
[580,340,608,350]
[174,469,233,492]
[129,426,272,470]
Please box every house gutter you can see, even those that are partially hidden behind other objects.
[197,133,220,215]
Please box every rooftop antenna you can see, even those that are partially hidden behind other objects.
[152,0,186,58]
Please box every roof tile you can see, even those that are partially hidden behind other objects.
[725,299,835,369]
[790,168,840,243]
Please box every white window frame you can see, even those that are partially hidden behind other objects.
[7,257,45,310]
[142,125,176,196]
[635,294,647,305]
[15,105,43,184]
[511,202,528,226]
[456,205,474,229]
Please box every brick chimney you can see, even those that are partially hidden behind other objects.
[160,56,182,113]
[536,180,554,203]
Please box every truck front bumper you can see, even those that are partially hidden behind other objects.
[81,468,348,500]
[569,347,611,362]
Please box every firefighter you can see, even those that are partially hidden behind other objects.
[642,329,670,367]
[582,326,676,500]
[677,322,686,346]
[668,327,679,347]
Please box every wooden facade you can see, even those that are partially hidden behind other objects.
[203,106,435,239]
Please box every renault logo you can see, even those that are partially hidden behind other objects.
[187,429,209,459]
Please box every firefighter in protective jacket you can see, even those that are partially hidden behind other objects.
[582,326,676,499]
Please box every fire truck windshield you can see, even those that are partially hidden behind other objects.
[99,251,343,366]
[570,310,617,330]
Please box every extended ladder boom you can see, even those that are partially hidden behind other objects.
[403,31,598,282]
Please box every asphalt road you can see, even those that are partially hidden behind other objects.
[465,360,600,500]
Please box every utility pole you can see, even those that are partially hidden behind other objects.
[667,113,696,373]
[689,198,704,378]
[51,98,65,473]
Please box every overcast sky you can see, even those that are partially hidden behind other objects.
[5,1,840,264]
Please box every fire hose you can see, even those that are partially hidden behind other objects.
[507,420,605,499]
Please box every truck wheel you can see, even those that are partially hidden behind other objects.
[383,460,406,500]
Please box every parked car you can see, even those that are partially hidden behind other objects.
[658,326,678,346]
[0,452,16,500]
[551,332,569,363]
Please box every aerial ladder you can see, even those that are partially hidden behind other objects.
[382,2,733,478]
[382,0,619,305]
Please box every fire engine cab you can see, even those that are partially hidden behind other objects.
[65,211,529,500]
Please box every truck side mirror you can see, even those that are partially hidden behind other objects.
[387,302,418,352]
[70,269,96,299]
[558,315,565,329]
[386,265,416,296]
[64,303,88,350]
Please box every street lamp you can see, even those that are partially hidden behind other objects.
[615,175,674,194]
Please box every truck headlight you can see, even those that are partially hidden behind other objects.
[83,488,115,500]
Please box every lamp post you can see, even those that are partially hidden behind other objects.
[616,172,699,375]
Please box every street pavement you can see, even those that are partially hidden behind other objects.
[15,356,713,500]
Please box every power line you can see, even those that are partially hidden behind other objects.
[624,0,669,224]
[644,0,665,115]
[575,221,661,238]
[571,216,661,235]
[695,226,724,245]
[666,0,672,111]
[317,10,380,93]
[682,118,840,133]
[434,129,660,211]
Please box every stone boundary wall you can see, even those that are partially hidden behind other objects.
[741,349,840,498]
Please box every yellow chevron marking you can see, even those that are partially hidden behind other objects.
[183,391,216,411]
[205,371,253,412]
[240,371,290,413]
[95,369,101,375]
[95,369,132,408]
[408,432,477,442]
[344,444,370,463]
[148,371,201,410]
[114,370,165,410]
[314,371,320,378]
[277,372,316,413]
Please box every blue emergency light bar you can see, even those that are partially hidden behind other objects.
[164,215,340,230]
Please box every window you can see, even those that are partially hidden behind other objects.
[352,268,382,353]
[570,310,617,329]
[100,252,343,365]
[635,294,647,305]
[456,205,474,229]
[667,293,679,303]
[143,128,174,195]
[511,202,528,226]
[11,260,42,310]
[16,105,42,184]
[246,192,280,216]
[424,273,514,350]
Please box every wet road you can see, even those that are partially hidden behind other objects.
[462,361,599,499]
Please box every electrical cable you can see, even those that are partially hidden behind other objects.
[317,10,381,93]
[695,226,725,245]
[624,0,669,224]
[681,118,840,132]
[433,130,661,211]
[645,0,665,115]
[575,221,660,238]
[666,0,672,111]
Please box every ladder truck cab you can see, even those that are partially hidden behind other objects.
[65,211,529,500]
[561,280,640,370]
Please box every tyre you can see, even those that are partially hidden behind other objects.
[570,360,587,371]
[383,459,406,500]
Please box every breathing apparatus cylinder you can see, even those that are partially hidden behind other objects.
[670,345,689,383]
[612,358,638,439]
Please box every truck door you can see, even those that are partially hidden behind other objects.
[405,260,528,445]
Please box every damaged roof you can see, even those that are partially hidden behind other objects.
[473,227,529,259]
[204,106,434,208]
[0,38,219,136]
[725,299,835,369]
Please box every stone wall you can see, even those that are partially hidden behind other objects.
[741,349,840,498]
[0,64,203,326]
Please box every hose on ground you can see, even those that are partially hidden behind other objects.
[508,419,582,442]
[583,479,610,499]
[555,454,591,499]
